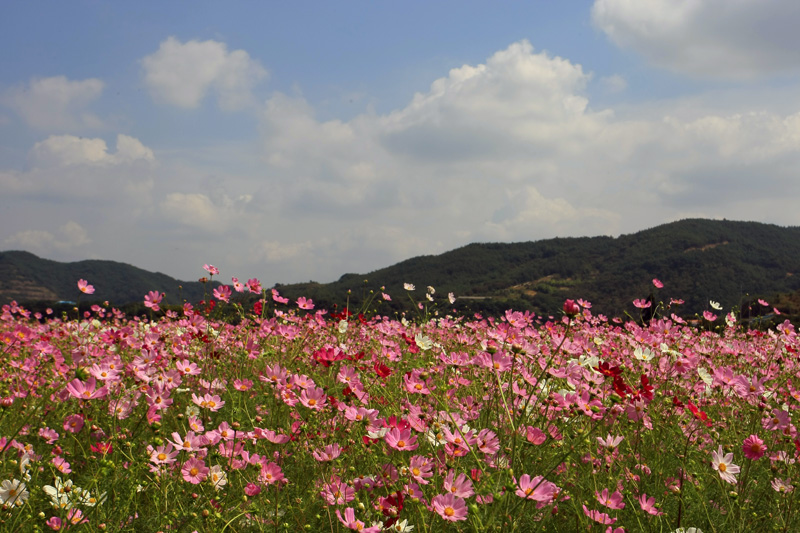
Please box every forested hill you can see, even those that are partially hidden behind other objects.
[4,219,800,321]
[275,219,800,319]
[0,251,215,307]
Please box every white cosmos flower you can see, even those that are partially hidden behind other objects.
[710,301,722,310]
[415,333,433,351]
[338,320,348,334]
[0,479,29,506]
[404,283,415,291]
[697,367,713,386]
[634,347,654,361]
[448,292,456,304]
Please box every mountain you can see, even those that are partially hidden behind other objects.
[273,219,800,319]
[4,219,800,321]
[0,251,216,307]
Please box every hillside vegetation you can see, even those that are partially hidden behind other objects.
[3,219,800,321]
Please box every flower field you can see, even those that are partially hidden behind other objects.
[0,272,798,532]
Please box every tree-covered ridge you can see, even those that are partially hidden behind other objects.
[4,219,800,321]
[275,219,800,319]
[0,250,215,306]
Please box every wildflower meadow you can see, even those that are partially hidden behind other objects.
[0,269,798,532]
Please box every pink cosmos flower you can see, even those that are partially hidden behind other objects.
[432,493,468,522]
[652,278,664,288]
[384,427,419,452]
[232,277,244,292]
[181,457,209,484]
[63,414,84,433]
[703,310,717,321]
[742,434,767,460]
[763,409,791,431]
[595,488,625,510]
[203,264,219,275]
[297,297,315,310]
[638,493,663,515]
[312,444,343,462]
[597,434,623,448]
[408,455,434,484]
[633,299,652,309]
[52,456,71,474]
[144,291,164,311]
[299,387,327,410]
[443,470,474,498]
[150,444,179,465]
[65,377,109,400]
[259,462,285,485]
[246,278,262,294]
[213,285,232,303]
[77,279,95,294]
[272,289,289,304]
[711,445,740,484]
[514,474,558,503]
[320,476,355,505]
[244,483,261,496]
[583,505,617,524]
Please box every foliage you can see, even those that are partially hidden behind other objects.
[0,278,798,532]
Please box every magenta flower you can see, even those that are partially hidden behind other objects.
[213,285,232,303]
[144,290,164,311]
[443,471,474,498]
[408,455,434,484]
[633,299,651,309]
[742,434,767,460]
[150,444,179,465]
[384,427,419,452]
[320,476,355,505]
[703,310,718,321]
[65,377,109,400]
[312,444,343,462]
[259,462,285,485]
[203,264,219,275]
[638,493,664,516]
[514,474,558,503]
[63,414,84,433]
[652,278,664,288]
[583,505,617,525]
[563,299,580,316]
[432,493,468,522]
[77,279,95,294]
[244,483,261,496]
[296,296,314,310]
[595,488,625,510]
[299,386,327,410]
[181,457,209,484]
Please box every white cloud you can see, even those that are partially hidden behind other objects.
[592,0,800,79]
[29,134,154,168]
[142,37,267,110]
[5,221,90,254]
[2,76,104,130]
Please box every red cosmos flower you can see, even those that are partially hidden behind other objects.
[252,300,263,316]
[90,441,113,455]
[597,362,622,377]
[374,362,392,378]
[686,401,712,427]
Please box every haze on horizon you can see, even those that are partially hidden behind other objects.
[2,1,800,285]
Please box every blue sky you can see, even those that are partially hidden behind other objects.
[3,1,800,286]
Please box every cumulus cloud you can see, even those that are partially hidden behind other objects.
[142,37,267,110]
[29,134,154,168]
[592,0,800,79]
[2,76,104,130]
[5,221,91,254]
[6,38,800,285]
